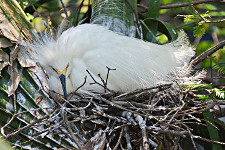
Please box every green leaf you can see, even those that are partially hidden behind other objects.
[141,18,178,42]
[214,64,225,75]
[203,110,222,150]
[193,24,209,37]
[147,0,161,35]
[182,83,213,90]
[140,20,158,43]
[148,0,161,19]
[212,88,225,99]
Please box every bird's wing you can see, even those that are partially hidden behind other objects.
[63,24,194,92]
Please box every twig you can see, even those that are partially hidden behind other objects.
[86,69,113,92]
[105,66,116,92]
[114,83,172,99]
[156,128,187,138]
[63,111,82,149]
[138,0,222,12]
[190,40,225,65]
[183,124,197,150]
[33,72,49,96]
[160,0,217,9]
[101,97,154,119]
[75,0,85,25]
[134,114,149,150]
[74,76,87,93]
[1,94,17,138]
[124,126,132,149]
[113,127,124,150]
[192,135,225,145]
[92,109,129,124]
[59,0,72,26]
[3,112,54,139]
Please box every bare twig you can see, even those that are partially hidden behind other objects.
[3,111,55,139]
[105,66,116,92]
[113,127,124,150]
[192,135,225,145]
[75,0,85,25]
[64,111,82,149]
[86,69,114,92]
[124,126,132,149]
[190,40,225,65]
[59,0,72,26]
[138,0,223,12]
[114,83,172,99]
[74,76,87,93]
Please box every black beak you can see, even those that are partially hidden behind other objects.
[59,74,67,100]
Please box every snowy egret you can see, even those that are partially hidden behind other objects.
[30,24,195,99]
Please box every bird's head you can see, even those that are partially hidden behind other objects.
[29,36,74,100]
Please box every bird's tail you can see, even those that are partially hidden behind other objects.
[166,30,195,67]
[164,31,206,85]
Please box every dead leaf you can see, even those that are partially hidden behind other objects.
[0,37,13,48]
[0,49,9,61]
[29,65,49,93]
[9,45,20,61]
[18,46,35,67]
[0,61,9,75]
[8,66,21,96]
[0,12,18,41]
[0,1,33,41]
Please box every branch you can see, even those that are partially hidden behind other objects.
[59,0,72,26]
[160,0,217,9]
[64,111,82,149]
[192,135,225,145]
[112,127,124,150]
[190,40,225,65]
[138,0,223,12]
[4,114,49,139]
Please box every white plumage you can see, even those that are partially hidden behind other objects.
[30,24,195,98]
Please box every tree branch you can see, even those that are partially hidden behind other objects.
[138,0,223,13]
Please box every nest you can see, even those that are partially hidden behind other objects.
[40,81,220,150]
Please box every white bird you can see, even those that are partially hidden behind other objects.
[30,24,195,99]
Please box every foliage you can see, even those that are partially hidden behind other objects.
[182,83,225,100]
[184,13,211,37]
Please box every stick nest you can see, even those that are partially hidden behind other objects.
[45,82,222,150]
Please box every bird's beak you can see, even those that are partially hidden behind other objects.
[56,64,69,100]
[59,73,67,100]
